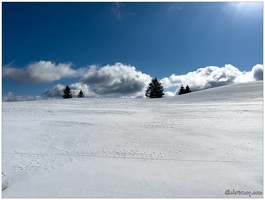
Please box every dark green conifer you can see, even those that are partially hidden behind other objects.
[63,85,72,99]
[145,78,165,98]
[178,85,192,95]
[78,90,84,98]
[178,85,186,95]
[185,85,191,93]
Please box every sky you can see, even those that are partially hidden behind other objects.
[2,1,264,101]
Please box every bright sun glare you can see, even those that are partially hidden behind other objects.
[229,2,263,16]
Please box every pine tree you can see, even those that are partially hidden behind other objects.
[178,85,186,95]
[185,85,191,93]
[178,85,192,95]
[145,78,164,98]
[78,90,84,98]
[63,85,72,99]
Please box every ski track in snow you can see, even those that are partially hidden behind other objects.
[2,81,263,197]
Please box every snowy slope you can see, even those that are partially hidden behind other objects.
[2,81,263,198]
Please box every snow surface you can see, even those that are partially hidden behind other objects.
[2,81,263,198]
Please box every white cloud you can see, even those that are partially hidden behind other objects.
[81,62,152,95]
[3,60,262,98]
[3,61,78,83]
[42,84,65,98]
[3,61,152,97]
[161,64,263,93]
[164,91,175,97]
[2,92,42,102]
[68,83,98,98]
[43,83,98,98]
[252,64,263,81]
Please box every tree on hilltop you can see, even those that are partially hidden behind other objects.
[78,90,84,98]
[185,85,191,93]
[178,85,186,95]
[178,85,191,95]
[145,78,164,98]
[63,85,72,99]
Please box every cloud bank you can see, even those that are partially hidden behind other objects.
[3,61,78,83]
[3,60,263,100]
[3,92,42,102]
[3,61,152,96]
[161,64,263,93]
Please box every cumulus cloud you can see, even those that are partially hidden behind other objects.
[161,64,263,93]
[81,62,152,95]
[69,83,98,97]
[4,60,262,99]
[42,84,65,98]
[164,91,175,97]
[252,64,263,80]
[3,61,152,96]
[43,83,98,98]
[2,92,42,102]
[3,61,78,83]
[3,61,152,97]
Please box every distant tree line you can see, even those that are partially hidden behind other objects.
[63,81,191,99]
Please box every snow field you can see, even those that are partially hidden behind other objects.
[2,81,263,197]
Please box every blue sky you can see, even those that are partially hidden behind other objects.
[2,2,263,100]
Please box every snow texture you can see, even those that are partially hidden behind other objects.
[2,81,263,198]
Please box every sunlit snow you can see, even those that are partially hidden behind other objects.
[2,81,263,197]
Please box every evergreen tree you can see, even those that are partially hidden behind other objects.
[185,85,191,93]
[78,90,84,98]
[63,85,72,99]
[178,85,186,95]
[145,78,164,98]
[178,85,192,95]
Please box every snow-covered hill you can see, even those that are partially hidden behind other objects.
[2,81,263,198]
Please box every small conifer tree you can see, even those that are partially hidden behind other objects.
[63,85,72,99]
[185,85,191,93]
[178,85,186,95]
[178,85,191,95]
[145,78,164,98]
[78,90,84,98]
